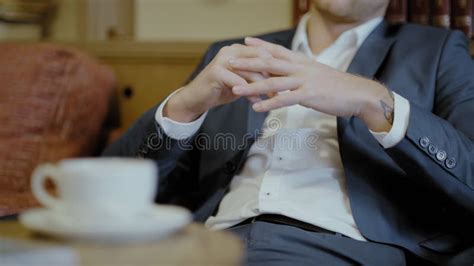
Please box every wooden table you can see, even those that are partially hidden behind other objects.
[0,221,243,266]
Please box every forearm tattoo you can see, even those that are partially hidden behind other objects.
[380,87,394,125]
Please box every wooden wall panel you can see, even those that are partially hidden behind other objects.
[79,0,134,41]
[76,41,208,128]
[108,62,198,128]
[135,0,292,41]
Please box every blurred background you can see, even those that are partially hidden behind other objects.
[0,0,294,42]
[0,0,296,128]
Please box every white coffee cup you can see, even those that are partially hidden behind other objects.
[31,158,158,218]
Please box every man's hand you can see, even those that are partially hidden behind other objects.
[229,37,395,132]
[164,44,271,123]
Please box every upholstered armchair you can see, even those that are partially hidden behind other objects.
[0,43,116,216]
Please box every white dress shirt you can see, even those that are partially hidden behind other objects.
[155,14,410,241]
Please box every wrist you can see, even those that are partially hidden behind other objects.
[358,81,394,132]
[163,87,207,123]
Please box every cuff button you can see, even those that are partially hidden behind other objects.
[419,137,430,148]
[436,150,447,161]
[428,144,438,155]
[445,158,456,169]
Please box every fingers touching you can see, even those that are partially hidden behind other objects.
[217,39,305,109]
[252,91,304,112]
[233,77,299,96]
[245,37,308,63]
[229,57,299,76]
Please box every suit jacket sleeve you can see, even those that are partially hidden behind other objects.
[386,31,474,212]
[101,43,220,207]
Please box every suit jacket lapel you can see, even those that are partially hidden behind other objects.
[347,20,396,78]
[339,20,397,139]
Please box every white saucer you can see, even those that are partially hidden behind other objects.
[19,205,192,243]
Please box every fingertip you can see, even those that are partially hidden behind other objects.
[245,36,258,45]
[252,102,264,112]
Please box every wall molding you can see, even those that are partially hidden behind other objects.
[73,41,210,63]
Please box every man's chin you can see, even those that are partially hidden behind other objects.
[311,0,389,23]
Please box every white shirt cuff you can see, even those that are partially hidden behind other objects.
[370,92,410,149]
[155,88,208,140]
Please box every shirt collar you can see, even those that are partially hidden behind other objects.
[291,13,383,56]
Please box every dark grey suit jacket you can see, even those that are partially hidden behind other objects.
[103,21,474,263]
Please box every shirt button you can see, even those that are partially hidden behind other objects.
[419,137,430,148]
[436,150,447,161]
[445,158,457,169]
[428,144,438,155]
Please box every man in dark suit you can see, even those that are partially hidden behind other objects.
[103,0,474,265]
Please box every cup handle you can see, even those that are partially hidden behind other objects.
[31,164,62,210]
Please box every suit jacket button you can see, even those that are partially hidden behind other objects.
[428,144,438,155]
[445,158,456,169]
[419,137,430,148]
[224,162,237,174]
[436,150,447,161]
